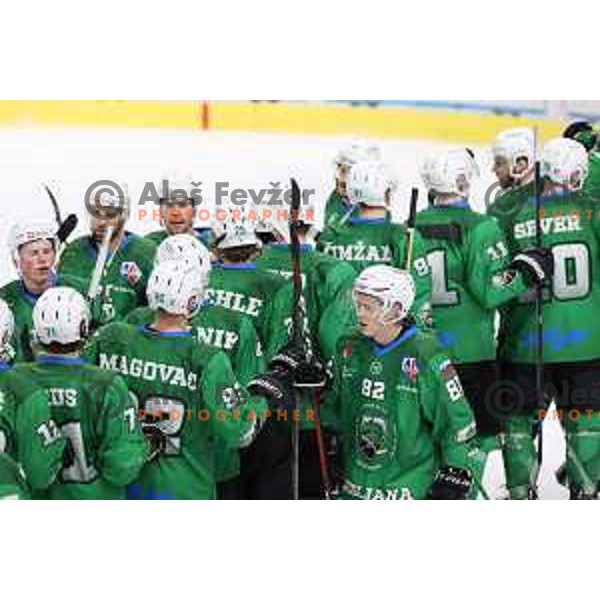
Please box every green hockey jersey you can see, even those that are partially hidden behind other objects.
[125,303,265,481]
[58,232,155,325]
[327,326,477,500]
[414,201,530,363]
[499,190,600,363]
[0,452,29,499]
[324,190,351,228]
[84,322,268,499]
[206,263,293,359]
[584,151,600,201]
[0,273,87,362]
[0,362,65,493]
[17,355,146,499]
[317,216,433,327]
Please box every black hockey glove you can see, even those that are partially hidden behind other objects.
[270,344,329,391]
[142,423,167,463]
[510,247,554,286]
[426,467,473,500]
[247,367,296,410]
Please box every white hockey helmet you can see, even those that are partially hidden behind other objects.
[155,234,212,281]
[33,287,90,345]
[420,148,479,196]
[492,128,535,176]
[335,139,382,168]
[540,137,589,191]
[212,205,261,250]
[0,299,15,358]
[147,261,205,318]
[352,265,416,323]
[9,222,58,266]
[347,160,396,207]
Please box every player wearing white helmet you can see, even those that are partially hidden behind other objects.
[0,223,88,362]
[325,139,382,228]
[306,265,478,499]
[127,235,264,499]
[85,261,296,499]
[318,159,432,328]
[254,197,355,498]
[416,148,553,492]
[9,286,145,499]
[58,188,156,325]
[145,177,211,248]
[487,128,536,222]
[0,295,65,499]
[205,204,303,498]
[494,136,600,499]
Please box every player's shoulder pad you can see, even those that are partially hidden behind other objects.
[124,232,158,263]
[1,364,45,402]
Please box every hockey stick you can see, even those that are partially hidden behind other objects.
[533,158,545,488]
[404,188,419,269]
[289,180,303,500]
[289,179,332,499]
[44,184,78,245]
[87,225,114,301]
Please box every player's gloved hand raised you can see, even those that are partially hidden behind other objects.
[270,343,329,391]
[426,467,473,500]
[247,366,296,410]
[510,247,554,286]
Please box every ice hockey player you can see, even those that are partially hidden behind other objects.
[85,261,298,500]
[208,205,292,357]
[498,137,600,499]
[254,203,355,498]
[315,265,478,500]
[563,121,600,200]
[0,298,65,499]
[487,128,536,224]
[18,287,146,500]
[318,159,432,327]
[324,139,381,228]
[58,190,155,325]
[0,223,87,362]
[145,178,212,248]
[125,234,265,499]
[416,148,553,471]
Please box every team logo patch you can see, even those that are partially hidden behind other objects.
[369,360,383,376]
[343,344,353,358]
[401,357,419,381]
[121,261,142,285]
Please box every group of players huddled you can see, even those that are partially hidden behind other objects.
[1,120,599,500]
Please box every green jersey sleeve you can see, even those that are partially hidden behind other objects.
[418,349,477,471]
[93,372,146,487]
[465,219,529,309]
[14,383,65,491]
[199,349,268,449]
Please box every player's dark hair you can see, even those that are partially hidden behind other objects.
[218,245,261,263]
[41,341,83,355]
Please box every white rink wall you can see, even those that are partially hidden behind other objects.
[0,126,568,498]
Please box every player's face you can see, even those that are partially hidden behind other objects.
[90,209,126,244]
[161,199,194,235]
[353,292,386,338]
[335,164,349,196]
[18,239,55,288]
[492,155,513,188]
